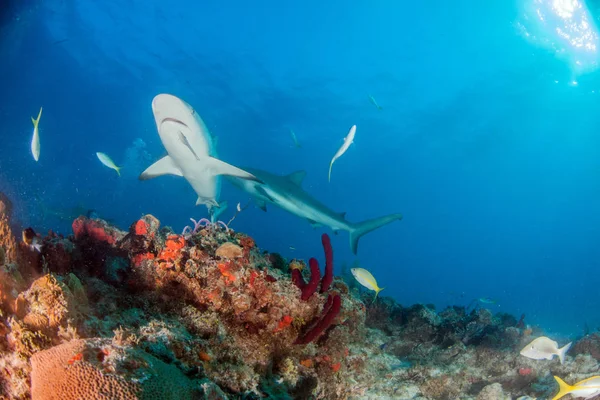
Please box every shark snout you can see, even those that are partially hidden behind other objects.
[152,94,194,131]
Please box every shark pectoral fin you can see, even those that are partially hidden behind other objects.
[255,186,276,203]
[286,170,306,186]
[254,199,267,212]
[338,212,347,219]
[139,156,183,180]
[205,157,263,183]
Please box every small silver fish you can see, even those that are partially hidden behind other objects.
[520,336,572,365]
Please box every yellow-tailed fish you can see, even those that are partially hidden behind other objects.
[368,94,383,110]
[96,152,122,176]
[351,267,384,299]
[31,107,42,161]
[328,125,356,182]
[551,375,600,400]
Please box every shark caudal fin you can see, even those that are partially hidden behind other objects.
[349,213,403,254]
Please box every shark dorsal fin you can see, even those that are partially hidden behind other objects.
[286,170,306,186]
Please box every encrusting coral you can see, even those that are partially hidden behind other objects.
[0,193,598,399]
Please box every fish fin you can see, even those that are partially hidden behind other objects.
[254,199,267,212]
[197,197,219,208]
[552,376,574,400]
[338,212,347,219]
[31,107,43,127]
[286,170,306,186]
[328,160,334,182]
[558,342,572,365]
[307,219,322,228]
[349,213,403,254]
[205,157,262,183]
[116,167,122,177]
[255,186,276,203]
[210,201,228,222]
[139,156,183,180]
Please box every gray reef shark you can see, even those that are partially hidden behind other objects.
[227,168,403,254]
[139,94,260,216]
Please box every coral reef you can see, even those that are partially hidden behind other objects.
[0,192,597,399]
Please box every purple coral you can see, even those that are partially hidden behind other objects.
[292,233,333,300]
[182,218,229,237]
[294,293,342,345]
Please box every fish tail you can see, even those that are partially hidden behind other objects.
[116,167,122,177]
[557,342,572,365]
[551,376,573,400]
[349,213,403,254]
[31,107,43,127]
[328,161,334,182]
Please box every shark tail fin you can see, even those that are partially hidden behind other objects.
[349,213,403,254]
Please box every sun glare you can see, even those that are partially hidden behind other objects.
[518,0,599,73]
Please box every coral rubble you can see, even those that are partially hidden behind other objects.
[0,193,597,399]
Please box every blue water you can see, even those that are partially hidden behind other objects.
[1,0,600,337]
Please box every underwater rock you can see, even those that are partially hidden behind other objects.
[0,206,18,267]
[0,213,592,399]
[0,192,12,217]
[573,333,600,360]
[476,382,509,400]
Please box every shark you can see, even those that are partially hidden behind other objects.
[226,167,403,254]
[139,94,261,216]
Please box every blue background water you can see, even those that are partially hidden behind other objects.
[1,0,599,337]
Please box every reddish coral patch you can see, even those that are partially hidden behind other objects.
[158,235,185,262]
[239,235,255,249]
[218,262,236,284]
[331,362,341,372]
[67,352,83,365]
[518,367,533,376]
[132,252,155,266]
[274,315,293,333]
[134,220,148,236]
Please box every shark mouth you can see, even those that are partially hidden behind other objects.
[161,117,188,128]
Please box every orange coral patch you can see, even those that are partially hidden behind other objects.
[198,351,211,362]
[158,235,185,262]
[67,353,83,365]
[132,252,155,266]
[274,315,293,333]
[249,270,258,286]
[300,359,313,368]
[331,362,341,372]
[218,262,236,284]
[134,220,148,236]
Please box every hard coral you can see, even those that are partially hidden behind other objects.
[31,338,200,400]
